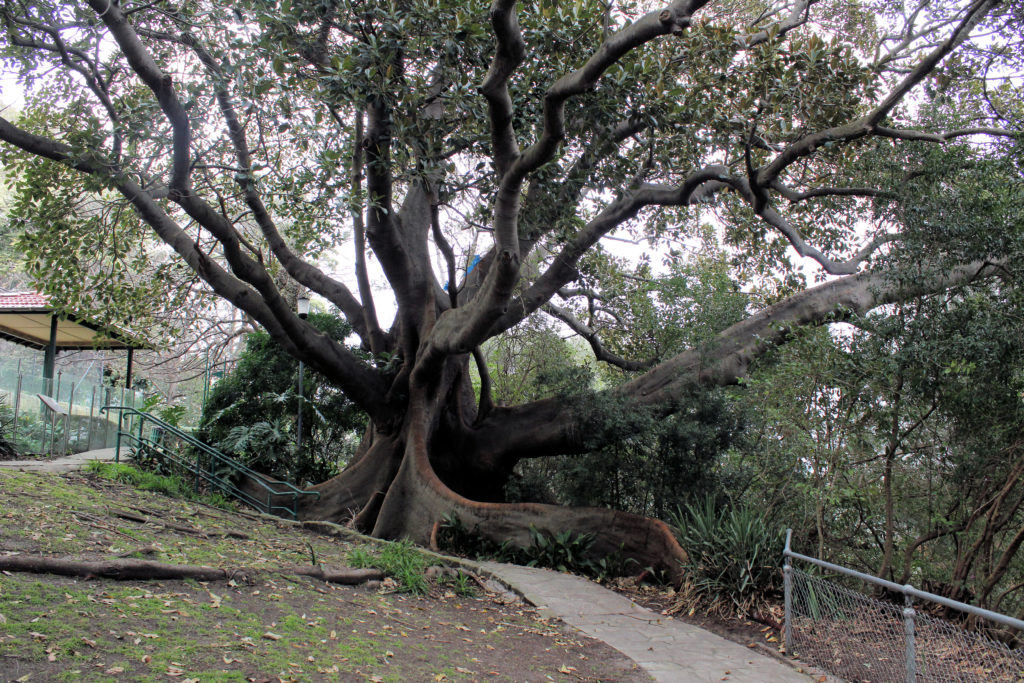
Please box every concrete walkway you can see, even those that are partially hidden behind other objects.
[0,447,126,473]
[478,561,818,683]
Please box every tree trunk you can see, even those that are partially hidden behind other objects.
[292,363,691,583]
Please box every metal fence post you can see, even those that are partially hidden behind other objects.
[65,383,75,454]
[784,528,794,656]
[904,589,917,683]
[12,372,22,446]
[88,386,96,449]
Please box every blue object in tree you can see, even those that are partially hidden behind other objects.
[444,254,482,291]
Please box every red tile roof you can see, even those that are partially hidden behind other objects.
[0,292,51,310]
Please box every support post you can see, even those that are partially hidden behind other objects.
[125,347,134,392]
[65,382,75,454]
[784,528,793,656]
[43,315,58,395]
[13,372,22,446]
[903,589,917,683]
[296,360,304,457]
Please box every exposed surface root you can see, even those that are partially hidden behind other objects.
[0,554,384,586]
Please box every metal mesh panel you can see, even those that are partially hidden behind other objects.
[913,610,1024,682]
[791,568,907,682]
[790,568,1024,682]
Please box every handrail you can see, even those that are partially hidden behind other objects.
[784,528,1024,633]
[99,406,319,518]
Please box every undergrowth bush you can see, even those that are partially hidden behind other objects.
[199,314,367,486]
[669,496,784,617]
[0,395,18,459]
[438,513,636,581]
[85,461,234,509]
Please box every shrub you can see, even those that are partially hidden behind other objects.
[669,495,784,617]
[198,313,367,485]
[0,395,18,459]
[438,513,635,580]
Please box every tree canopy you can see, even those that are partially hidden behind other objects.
[1,0,1022,577]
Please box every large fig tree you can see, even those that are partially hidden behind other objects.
[1,0,1020,578]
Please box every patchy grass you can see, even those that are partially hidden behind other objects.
[83,461,235,510]
[348,539,430,595]
[0,468,651,682]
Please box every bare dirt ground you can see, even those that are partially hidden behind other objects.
[0,468,651,682]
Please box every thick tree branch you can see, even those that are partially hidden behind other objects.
[0,114,388,416]
[873,125,1018,143]
[472,346,494,424]
[480,0,525,177]
[181,34,373,346]
[544,302,655,371]
[469,259,1007,463]
[424,1,711,364]
[770,180,894,202]
[490,166,731,337]
[757,0,1000,188]
[349,109,387,355]
[84,0,191,194]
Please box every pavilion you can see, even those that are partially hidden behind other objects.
[0,291,148,392]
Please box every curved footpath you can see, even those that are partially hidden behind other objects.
[3,451,827,681]
[0,447,125,472]
[478,561,823,683]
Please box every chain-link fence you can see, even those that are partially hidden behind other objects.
[784,531,1024,682]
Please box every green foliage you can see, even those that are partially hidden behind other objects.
[199,313,367,484]
[346,540,429,595]
[502,252,748,517]
[85,461,234,509]
[669,496,785,617]
[509,386,743,519]
[0,394,18,458]
[437,513,635,581]
[438,570,476,598]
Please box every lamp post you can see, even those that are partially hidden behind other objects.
[296,291,309,458]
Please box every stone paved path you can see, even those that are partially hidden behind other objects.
[0,447,125,473]
[478,561,820,683]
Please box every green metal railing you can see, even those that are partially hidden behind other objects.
[100,406,319,519]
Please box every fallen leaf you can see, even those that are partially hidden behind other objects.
[263,631,282,641]
[104,667,125,675]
